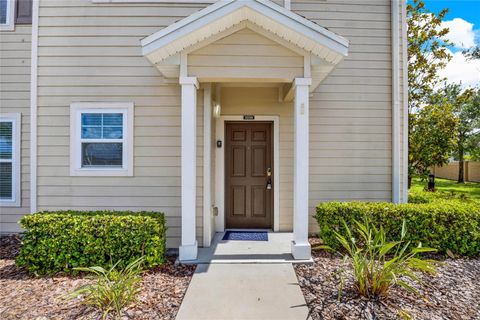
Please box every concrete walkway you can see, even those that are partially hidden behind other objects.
[176,264,309,320]
[176,232,310,320]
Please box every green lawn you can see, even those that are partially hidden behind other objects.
[410,177,480,201]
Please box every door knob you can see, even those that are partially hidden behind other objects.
[267,167,272,177]
[266,179,272,190]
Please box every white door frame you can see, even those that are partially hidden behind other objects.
[215,115,280,232]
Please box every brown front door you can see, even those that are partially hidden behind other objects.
[225,122,273,229]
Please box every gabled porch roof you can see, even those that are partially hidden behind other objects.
[140,0,349,91]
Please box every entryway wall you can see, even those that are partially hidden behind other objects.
[217,86,295,232]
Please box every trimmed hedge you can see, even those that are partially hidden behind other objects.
[16,211,166,274]
[408,189,474,204]
[315,201,480,256]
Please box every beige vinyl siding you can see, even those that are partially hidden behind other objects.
[188,28,304,82]
[0,25,32,233]
[220,86,294,231]
[36,0,208,248]
[33,0,406,244]
[290,0,406,230]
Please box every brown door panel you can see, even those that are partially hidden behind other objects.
[225,122,273,229]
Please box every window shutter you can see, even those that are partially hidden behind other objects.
[15,0,32,24]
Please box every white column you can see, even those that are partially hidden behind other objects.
[179,76,199,261]
[291,78,312,260]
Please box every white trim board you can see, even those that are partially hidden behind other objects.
[215,115,280,233]
[30,0,39,213]
[401,0,409,203]
[391,0,401,203]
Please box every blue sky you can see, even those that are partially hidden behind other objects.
[423,0,480,27]
[422,0,480,52]
[408,0,480,86]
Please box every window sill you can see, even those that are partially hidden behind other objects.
[0,200,21,207]
[0,25,15,32]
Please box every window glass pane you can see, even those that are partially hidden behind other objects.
[82,143,123,167]
[102,127,123,139]
[0,121,13,160]
[103,113,123,126]
[81,113,102,139]
[0,162,12,200]
[0,0,7,25]
[82,113,102,126]
[82,127,102,139]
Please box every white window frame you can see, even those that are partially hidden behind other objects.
[0,0,16,31]
[0,113,21,207]
[70,102,134,177]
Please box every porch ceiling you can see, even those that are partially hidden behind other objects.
[140,0,349,90]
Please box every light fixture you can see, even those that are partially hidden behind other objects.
[213,101,221,118]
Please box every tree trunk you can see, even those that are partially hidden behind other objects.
[458,143,465,184]
[408,176,412,189]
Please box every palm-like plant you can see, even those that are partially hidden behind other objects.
[333,218,439,299]
[68,257,144,319]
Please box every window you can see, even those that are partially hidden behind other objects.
[0,113,21,207]
[0,0,15,31]
[70,103,134,176]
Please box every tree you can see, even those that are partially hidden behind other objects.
[434,84,480,183]
[456,89,480,181]
[463,46,480,60]
[466,133,480,161]
[407,0,453,185]
[409,102,457,186]
[407,0,451,111]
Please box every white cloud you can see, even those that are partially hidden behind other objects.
[438,49,480,88]
[441,18,476,49]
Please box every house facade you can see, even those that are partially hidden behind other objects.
[0,0,408,261]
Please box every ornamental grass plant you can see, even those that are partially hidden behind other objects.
[328,218,439,299]
[68,257,144,320]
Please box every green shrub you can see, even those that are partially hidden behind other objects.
[16,211,166,274]
[408,189,473,204]
[315,201,480,256]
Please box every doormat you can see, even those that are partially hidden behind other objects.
[222,231,268,241]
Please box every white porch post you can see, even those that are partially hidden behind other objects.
[291,78,312,260]
[179,76,199,261]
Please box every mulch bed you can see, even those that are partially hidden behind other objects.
[294,238,480,320]
[0,235,195,320]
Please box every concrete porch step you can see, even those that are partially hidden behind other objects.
[182,256,313,265]
[179,232,313,265]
